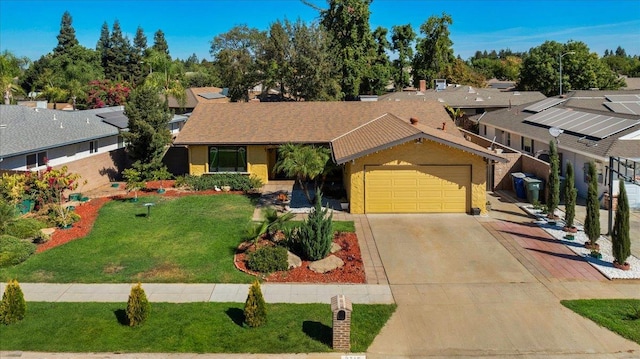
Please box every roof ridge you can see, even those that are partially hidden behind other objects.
[331,113,399,142]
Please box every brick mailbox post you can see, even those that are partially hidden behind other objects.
[331,294,352,351]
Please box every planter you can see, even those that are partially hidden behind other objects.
[130,198,139,203]
[584,242,600,251]
[613,261,631,271]
[340,202,349,211]
[58,223,73,230]
[18,199,35,214]
[111,183,120,188]
[222,186,231,192]
[563,234,575,241]
[69,193,82,201]
[563,226,578,233]
[589,251,602,259]
[157,188,166,194]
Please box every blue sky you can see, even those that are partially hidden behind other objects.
[1,0,639,61]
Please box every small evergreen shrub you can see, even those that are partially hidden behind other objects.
[584,162,600,245]
[0,279,26,325]
[299,190,333,261]
[547,140,560,217]
[126,283,150,326]
[247,246,288,273]
[0,235,37,267]
[175,174,261,192]
[4,218,47,239]
[244,280,267,328]
[612,180,631,266]
[564,162,577,228]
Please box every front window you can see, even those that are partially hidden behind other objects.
[506,133,511,147]
[90,140,98,153]
[209,146,247,172]
[26,151,47,169]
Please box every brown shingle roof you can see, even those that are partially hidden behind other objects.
[174,101,507,162]
[166,87,228,109]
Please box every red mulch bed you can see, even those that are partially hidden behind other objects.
[35,185,366,284]
[234,232,365,284]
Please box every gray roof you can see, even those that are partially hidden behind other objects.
[477,93,640,160]
[0,105,122,157]
[378,86,546,109]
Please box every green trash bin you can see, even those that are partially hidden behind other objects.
[523,177,544,204]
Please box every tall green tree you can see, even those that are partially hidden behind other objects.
[261,20,292,100]
[320,0,375,100]
[210,25,266,101]
[360,26,391,95]
[54,11,79,55]
[612,180,631,268]
[564,162,577,230]
[584,162,600,247]
[547,140,560,219]
[412,13,455,89]
[96,22,111,73]
[274,143,331,203]
[1,51,28,104]
[105,20,132,81]
[519,40,624,96]
[133,26,148,55]
[287,20,338,101]
[391,23,415,91]
[123,84,172,172]
[152,29,170,57]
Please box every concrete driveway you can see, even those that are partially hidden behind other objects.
[365,214,640,358]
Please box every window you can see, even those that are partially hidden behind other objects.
[26,151,47,169]
[208,146,247,172]
[117,135,125,149]
[89,140,98,154]
[482,125,487,136]
[506,133,511,147]
[521,137,534,154]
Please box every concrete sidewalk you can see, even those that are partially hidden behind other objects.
[0,282,394,304]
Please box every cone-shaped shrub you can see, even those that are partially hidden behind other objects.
[0,279,26,325]
[244,280,266,328]
[299,189,333,260]
[584,162,600,245]
[126,283,150,326]
[564,162,577,228]
[547,140,560,218]
[612,180,631,266]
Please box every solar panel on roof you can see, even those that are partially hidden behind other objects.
[96,111,124,119]
[524,108,639,139]
[198,92,225,100]
[605,94,640,102]
[604,102,640,115]
[523,98,567,113]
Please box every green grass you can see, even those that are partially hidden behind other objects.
[561,299,640,344]
[0,195,257,283]
[0,302,396,353]
[0,194,357,283]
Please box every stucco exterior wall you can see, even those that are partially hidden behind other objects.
[346,140,487,214]
[247,145,269,184]
[187,145,270,183]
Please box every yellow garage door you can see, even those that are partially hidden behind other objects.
[365,165,469,213]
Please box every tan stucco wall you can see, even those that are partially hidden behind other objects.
[347,140,488,214]
[247,145,269,184]
[187,145,270,183]
[189,145,208,175]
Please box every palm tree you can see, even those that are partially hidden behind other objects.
[273,143,331,203]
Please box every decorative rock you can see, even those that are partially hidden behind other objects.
[309,255,344,274]
[330,242,342,254]
[287,251,302,269]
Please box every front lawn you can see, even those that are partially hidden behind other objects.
[0,301,396,353]
[561,299,640,344]
[0,194,356,283]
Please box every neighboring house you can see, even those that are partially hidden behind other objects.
[0,105,129,190]
[173,101,507,214]
[476,91,640,206]
[379,82,545,116]
[166,87,229,115]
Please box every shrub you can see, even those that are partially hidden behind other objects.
[126,283,150,326]
[247,246,288,273]
[0,279,26,325]
[612,180,631,266]
[175,174,262,192]
[244,280,266,327]
[4,218,47,239]
[298,189,333,261]
[0,235,37,267]
[564,162,577,228]
[547,140,560,218]
[584,162,600,245]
